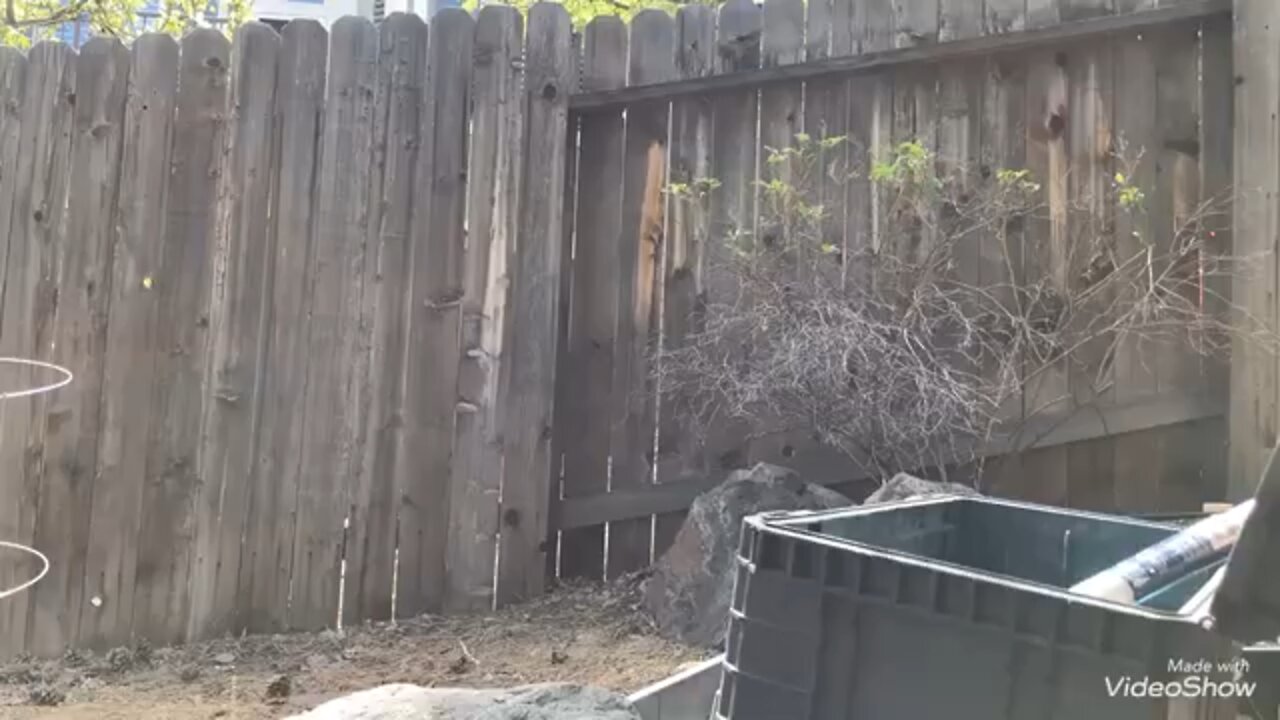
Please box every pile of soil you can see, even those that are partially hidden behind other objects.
[0,578,708,719]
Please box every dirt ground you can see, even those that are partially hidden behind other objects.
[0,578,708,720]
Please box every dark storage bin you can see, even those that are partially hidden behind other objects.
[716,496,1255,720]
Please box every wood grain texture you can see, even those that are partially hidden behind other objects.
[1198,15,1232,403]
[0,48,26,650]
[555,15,625,581]
[986,0,1027,33]
[1150,23,1201,394]
[570,1,1229,111]
[1228,0,1278,499]
[449,5,520,609]
[397,7,473,617]
[0,42,75,656]
[549,28,580,583]
[892,0,939,48]
[80,34,178,651]
[131,29,227,647]
[291,16,377,631]
[861,0,895,53]
[344,11,426,627]
[1111,30,1159,404]
[978,52,1027,430]
[940,0,984,41]
[1064,39,1114,410]
[240,19,326,635]
[1060,0,1114,22]
[497,1,573,604]
[654,4,715,558]
[701,0,760,477]
[25,38,127,658]
[609,8,675,578]
[746,0,812,473]
[188,22,279,642]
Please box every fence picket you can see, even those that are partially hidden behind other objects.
[397,7,473,617]
[654,4,715,557]
[290,17,377,631]
[188,22,279,642]
[0,42,76,655]
[609,9,675,578]
[450,5,522,609]
[25,38,128,657]
[0,48,24,653]
[345,11,427,626]
[130,29,228,647]
[497,1,573,604]
[242,20,327,635]
[556,16,626,581]
[80,34,178,651]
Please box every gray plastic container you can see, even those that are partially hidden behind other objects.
[716,496,1265,720]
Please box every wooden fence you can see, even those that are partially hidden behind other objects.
[548,0,1235,582]
[0,0,1251,659]
[0,6,572,658]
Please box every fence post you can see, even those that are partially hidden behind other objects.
[1229,0,1280,499]
[496,1,573,605]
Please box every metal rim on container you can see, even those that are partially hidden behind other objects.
[0,357,73,400]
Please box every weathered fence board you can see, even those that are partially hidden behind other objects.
[131,29,228,647]
[609,8,674,578]
[450,5,523,610]
[344,11,425,627]
[397,7,473,617]
[290,16,377,632]
[496,2,573,604]
[555,16,625,581]
[242,20,326,635]
[188,22,279,642]
[25,38,127,658]
[80,34,178,651]
[0,42,76,656]
[653,3,715,555]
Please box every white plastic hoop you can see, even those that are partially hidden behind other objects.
[0,357,70,600]
[0,357,73,400]
[0,541,49,600]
